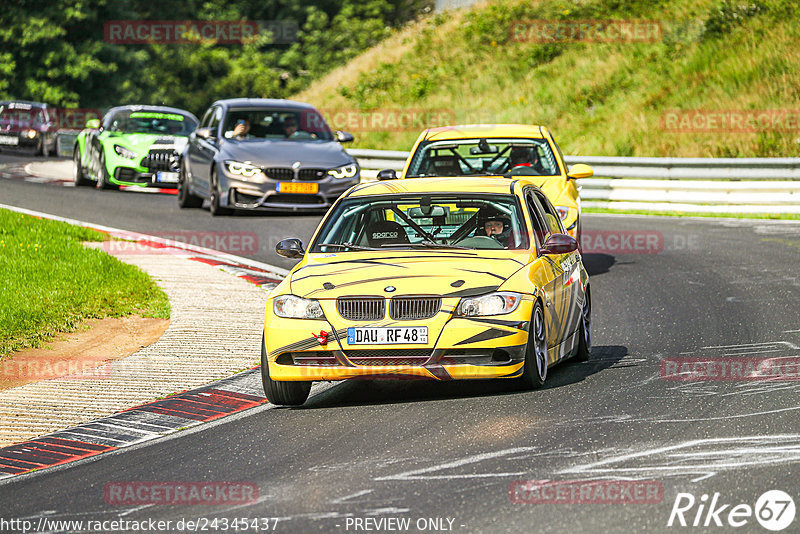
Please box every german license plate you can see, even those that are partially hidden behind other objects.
[0,136,18,146]
[347,327,428,345]
[277,182,318,194]
[155,171,179,183]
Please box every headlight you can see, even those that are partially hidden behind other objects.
[455,292,522,317]
[225,160,264,179]
[114,145,138,159]
[26,129,37,139]
[555,206,570,221]
[274,295,324,319]
[328,163,358,179]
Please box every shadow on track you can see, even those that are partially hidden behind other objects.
[298,345,628,410]
[582,253,616,276]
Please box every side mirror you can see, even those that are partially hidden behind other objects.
[540,234,578,255]
[276,238,305,259]
[377,169,397,181]
[86,119,100,129]
[196,127,215,140]
[567,163,593,180]
[336,131,354,143]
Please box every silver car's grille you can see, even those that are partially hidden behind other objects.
[337,297,385,321]
[389,297,441,321]
[263,168,293,181]
[261,168,328,181]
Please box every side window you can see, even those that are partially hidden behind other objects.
[208,107,222,136]
[199,107,214,128]
[535,191,565,235]
[550,136,567,175]
[525,192,550,248]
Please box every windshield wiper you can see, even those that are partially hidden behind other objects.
[319,242,378,251]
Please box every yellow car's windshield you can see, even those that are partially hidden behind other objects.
[312,193,530,252]
[406,138,559,177]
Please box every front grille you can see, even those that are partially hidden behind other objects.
[389,297,441,320]
[298,168,326,181]
[263,168,293,181]
[265,194,326,205]
[337,297,385,321]
[142,149,178,172]
[346,349,432,366]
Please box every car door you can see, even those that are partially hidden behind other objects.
[188,105,221,196]
[525,188,568,362]
[532,189,582,351]
[84,111,109,181]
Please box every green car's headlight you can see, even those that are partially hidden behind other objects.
[274,295,324,319]
[328,164,358,179]
[114,145,138,159]
[225,160,264,179]
[455,292,522,317]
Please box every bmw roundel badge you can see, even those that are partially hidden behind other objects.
[384,286,396,293]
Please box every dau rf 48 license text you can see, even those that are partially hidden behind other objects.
[347,327,428,345]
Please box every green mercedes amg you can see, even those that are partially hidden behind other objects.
[73,105,198,189]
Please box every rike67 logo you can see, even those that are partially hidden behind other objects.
[668,490,795,531]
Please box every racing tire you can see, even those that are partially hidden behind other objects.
[261,334,311,406]
[574,286,592,362]
[73,148,91,187]
[95,150,118,190]
[209,169,232,216]
[177,162,203,208]
[519,301,548,389]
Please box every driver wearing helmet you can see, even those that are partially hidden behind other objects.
[508,145,546,174]
[482,215,513,247]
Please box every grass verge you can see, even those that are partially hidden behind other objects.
[584,207,800,220]
[0,209,170,358]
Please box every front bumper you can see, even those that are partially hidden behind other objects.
[111,166,179,187]
[264,297,534,381]
[220,168,359,211]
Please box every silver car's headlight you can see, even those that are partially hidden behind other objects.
[455,292,522,317]
[328,163,358,179]
[114,145,138,159]
[274,295,324,319]
[225,160,264,179]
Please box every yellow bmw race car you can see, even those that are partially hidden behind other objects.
[380,124,593,243]
[261,176,591,406]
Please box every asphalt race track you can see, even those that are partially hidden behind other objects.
[2,154,800,532]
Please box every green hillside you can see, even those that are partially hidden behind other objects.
[296,0,800,157]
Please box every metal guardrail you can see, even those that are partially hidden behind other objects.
[347,149,800,214]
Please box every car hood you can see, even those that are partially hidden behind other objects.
[219,139,353,168]
[105,132,188,153]
[289,252,528,299]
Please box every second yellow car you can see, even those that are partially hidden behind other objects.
[380,124,592,244]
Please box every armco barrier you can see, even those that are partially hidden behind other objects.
[347,149,800,214]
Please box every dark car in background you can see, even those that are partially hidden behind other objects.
[0,101,58,157]
[73,105,198,190]
[180,98,358,216]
